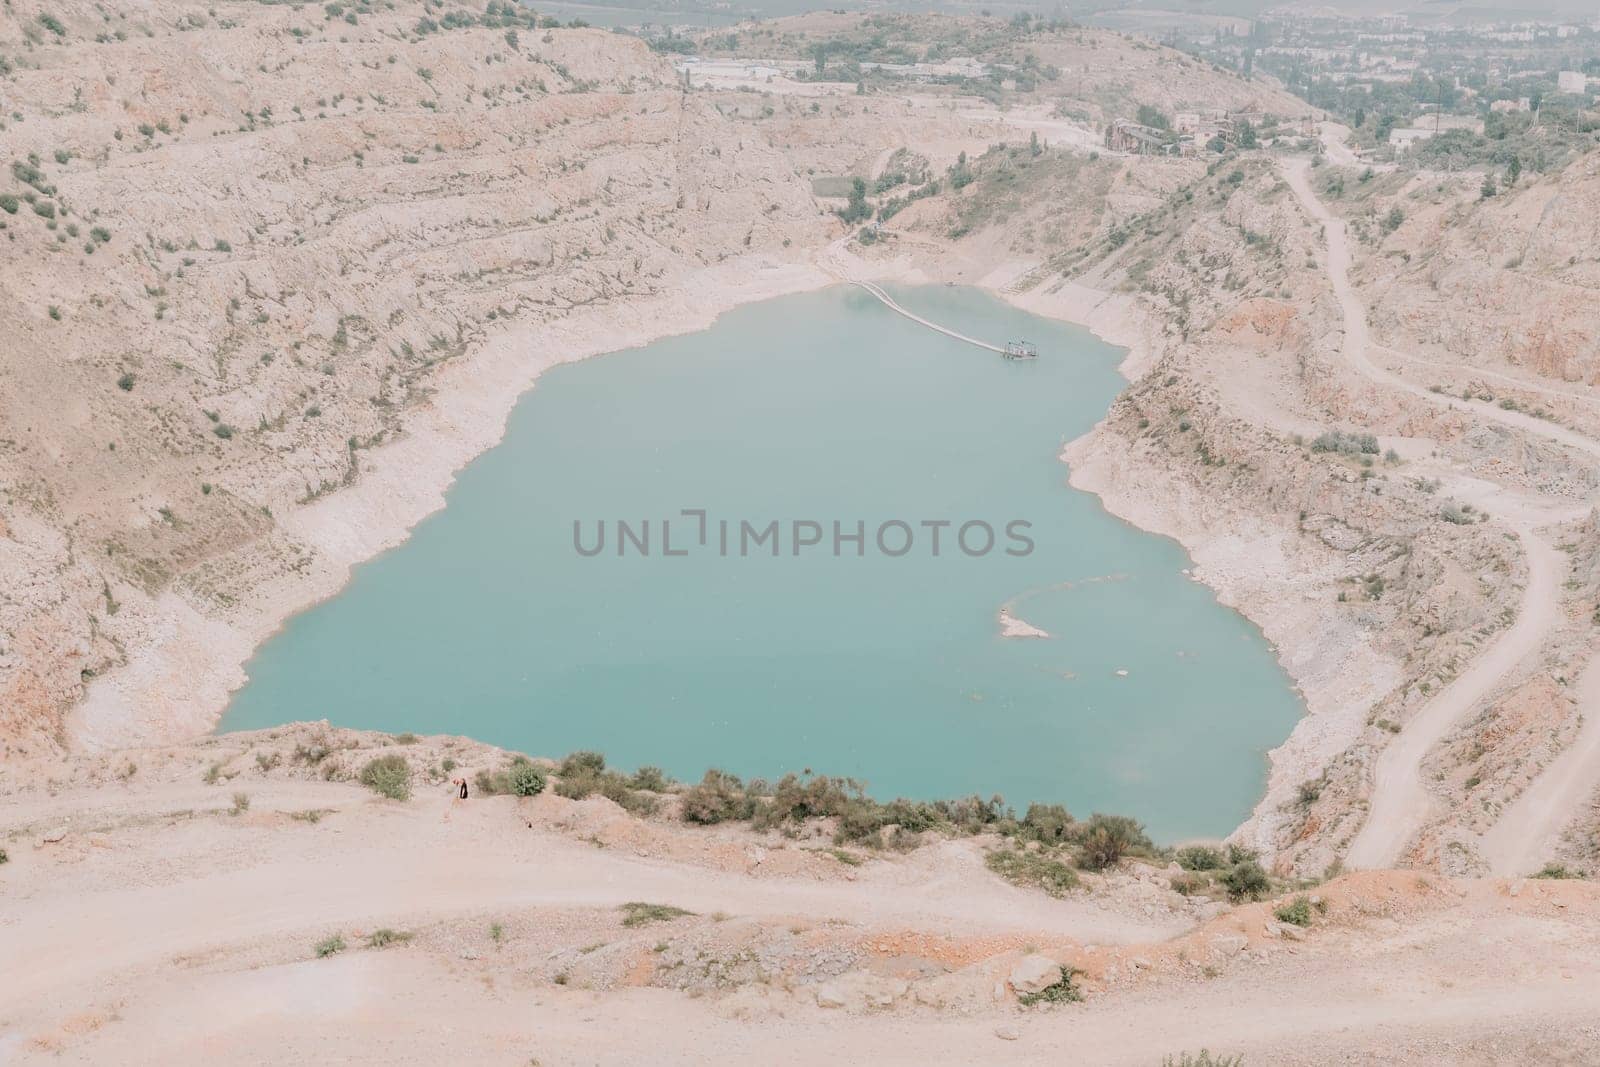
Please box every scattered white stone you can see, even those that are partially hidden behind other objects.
[994,1025,1021,1042]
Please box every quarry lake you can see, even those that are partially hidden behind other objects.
[222,285,1302,841]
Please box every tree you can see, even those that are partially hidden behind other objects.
[949,150,974,190]
[1029,130,1041,157]
[1136,104,1170,130]
[837,177,872,224]
[1222,859,1270,902]
[1506,155,1522,186]
[1480,173,1498,199]
[1237,119,1257,149]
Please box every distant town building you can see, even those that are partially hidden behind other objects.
[1490,98,1531,113]
[1388,127,1437,151]
[1557,70,1588,94]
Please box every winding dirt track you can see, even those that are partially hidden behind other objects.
[1481,660,1600,875]
[1281,156,1597,870]
[1345,528,1561,869]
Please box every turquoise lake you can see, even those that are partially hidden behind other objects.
[222,285,1301,841]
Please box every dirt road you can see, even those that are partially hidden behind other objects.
[8,744,1600,1065]
[1282,155,1592,869]
[1344,523,1561,867]
[1481,658,1600,875]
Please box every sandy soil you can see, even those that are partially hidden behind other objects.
[6,731,1600,1065]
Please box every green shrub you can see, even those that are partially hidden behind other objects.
[474,756,546,797]
[1163,1053,1242,1067]
[32,200,55,219]
[0,195,16,215]
[212,424,234,439]
[1016,802,1074,846]
[985,846,1079,897]
[367,928,413,948]
[314,934,346,958]
[214,238,232,252]
[1074,813,1152,871]
[1176,845,1226,871]
[750,772,856,831]
[39,13,67,37]
[0,848,8,864]
[117,372,135,391]
[1310,429,1379,455]
[506,761,547,797]
[679,769,750,824]
[628,765,673,792]
[1222,860,1271,902]
[619,902,693,927]
[1532,863,1582,880]
[292,740,331,765]
[1274,895,1313,927]
[558,750,606,776]
[1017,969,1083,1006]
[359,754,412,800]
[555,767,657,815]
[230,792,251,814]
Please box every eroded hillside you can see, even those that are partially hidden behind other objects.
[0,0,831,754]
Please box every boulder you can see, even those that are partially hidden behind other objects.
[813,972,909,1011]
[1209,933,1248,958]
[1008,954,1064,996]
[814,982,849,1009]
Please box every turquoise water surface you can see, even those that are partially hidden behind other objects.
[223,285,1300,840]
